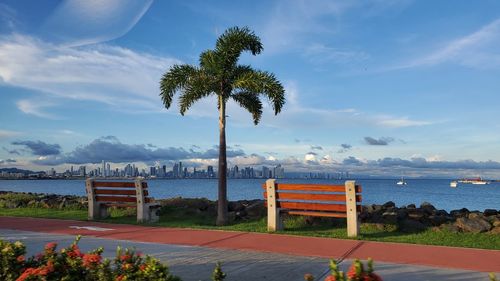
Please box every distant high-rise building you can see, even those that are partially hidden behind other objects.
[207,166,214,178]
[262,166,270,179]
[179,162,183,178]
[101,160,106,177]
[173,163,179,178]
[273,164,285,179]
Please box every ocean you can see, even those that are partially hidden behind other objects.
[0,178,498,212]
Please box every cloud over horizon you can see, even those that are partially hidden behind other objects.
[364,136,394,146]
[11,140,62,156]
[32,136,245,166]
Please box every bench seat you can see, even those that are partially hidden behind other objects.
[263,180,362,237]
[85,178,160,223]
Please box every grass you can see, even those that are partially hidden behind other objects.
[1,207,499,250]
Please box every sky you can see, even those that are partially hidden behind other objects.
[1,0,500,178]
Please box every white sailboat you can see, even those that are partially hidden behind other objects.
[396,176,407,186]
[450,181,458,188]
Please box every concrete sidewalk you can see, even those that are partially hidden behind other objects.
[0,216,499,280]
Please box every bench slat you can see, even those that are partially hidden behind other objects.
[95,189,149,196]
[287,211,348,218]
[261,183,362,193]
[102,203,137,208]
[95,196,136,202]
[92,181,148,188]
[278,201,348,212]
[263,192,361,202]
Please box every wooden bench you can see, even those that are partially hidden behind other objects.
[263,179,362,237]
[85,178,160,223]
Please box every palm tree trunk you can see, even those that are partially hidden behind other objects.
[216,95,228,226]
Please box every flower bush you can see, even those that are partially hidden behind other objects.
[304,259,382,281]
[0,236,180,281]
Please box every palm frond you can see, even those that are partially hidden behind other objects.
[215,26,263,68]
[233,70,285,114]
[231,91,263,125]
[159,65,198,108]
[179,71,215,115]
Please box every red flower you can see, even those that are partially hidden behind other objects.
[16,255,25,263]
[139,264,147,271]
[324,275,336,281]
[68,244,83,258]
[115,274,125,281]
[347,266,358,280]
[120,254,132,261]
[45,242,57,252]
[83,253,102,268]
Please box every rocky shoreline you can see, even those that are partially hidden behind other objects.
[0,191,498,234]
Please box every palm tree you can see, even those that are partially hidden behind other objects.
[159,26,285,226]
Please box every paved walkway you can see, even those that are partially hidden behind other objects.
[0,217,499,280]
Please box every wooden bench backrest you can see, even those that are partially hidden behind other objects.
[262,182,362,217]
[89,180,152,204]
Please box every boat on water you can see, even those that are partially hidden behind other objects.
[457,177,490,185]
[396,177,407,186]
[450,181,458,188]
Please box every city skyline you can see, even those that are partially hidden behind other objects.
[2,1,500,178]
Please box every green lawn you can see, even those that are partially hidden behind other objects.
[1,207,499,250]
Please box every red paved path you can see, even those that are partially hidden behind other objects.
[1,216,499,272]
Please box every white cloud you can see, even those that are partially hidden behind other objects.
[16,99,58,119]
[0,129,21,139]
[260,0,353,53]
[0,34,180,113]
[303,43,370,64]
[398,18,500,69]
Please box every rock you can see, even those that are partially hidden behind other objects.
[398,220,427,233]
[428,215,447,226]
[492,217,500,227]
[435,209,449,217]
[382,201,395,209]
[396,208,408,220]
[420,202,436,215]
[455,217,491,233]
[484,209,498,217]
[245,201,266,218]
[366,204,383,213]
[450,208,469,218]
[228,201,245,212]
[468,212,485,220]
[407,209,425,221]
[489,226,500,234]
[382,211,398,224]
[227,211,237,222]
[440,223,461,233]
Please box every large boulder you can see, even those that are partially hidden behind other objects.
[455,217,492,233]
[489,226,500,234]
[381,211,398,224]
[245,201,266,219]
[420,202,436,215]
[450,208,469,218]
[407,209,425,221]
[382,201,396,209]
[484,209,498,217]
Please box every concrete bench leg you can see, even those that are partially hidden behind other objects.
[345,180,360,237]
[266,179,283,232]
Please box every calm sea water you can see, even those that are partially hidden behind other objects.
[0,179,499,212]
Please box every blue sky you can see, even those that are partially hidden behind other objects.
[1,0,500,177]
